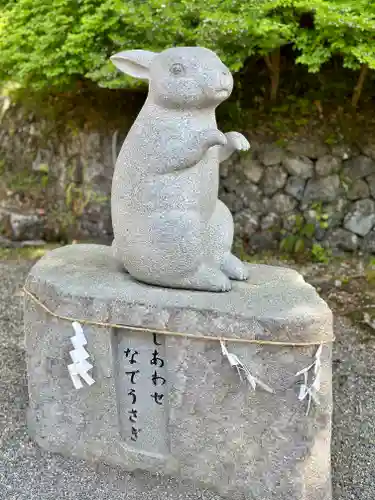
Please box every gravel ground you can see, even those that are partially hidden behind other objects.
[0,257,374,500]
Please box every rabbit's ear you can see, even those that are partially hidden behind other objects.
[110,50,157,80]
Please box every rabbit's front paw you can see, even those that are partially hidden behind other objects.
[225,132,250,152]
[200,129,227,150]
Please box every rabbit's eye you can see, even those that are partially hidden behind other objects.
[170,63,185,76]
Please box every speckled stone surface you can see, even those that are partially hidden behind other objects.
[110,47,250,292]
[25,244,333,500]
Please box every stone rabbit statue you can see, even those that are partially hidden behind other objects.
[110,46,250,292]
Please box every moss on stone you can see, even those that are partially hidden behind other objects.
[0,243,60,261]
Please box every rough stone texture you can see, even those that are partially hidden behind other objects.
[0,257,372,500]
[232,183,266,215]
[25,244,333,500]
[315,156,342,177]
[324,199,349,229]
[283,156,314,178]
[219,153,242,180]
[286,139,329,159]
[362,143,375,160]
[347,179,370,201]
[260,212,281,231]
[0,209,45,241]
[233,210,259,237]
[0,235,18,248]
[343,199,375,237]
[303,209,326,241]
[362,231,375,253]
[303,175,341,203]
[271,193,297,214]
[236,183,263,212]
[261,165,288,195]
[3,93,375,253]
[258,145,285,166]
[110,47,250,292]
[285,176,306,200]
[221,174,243,193]
[0,100,116,242]
[323,229,359,252]
[220,191,246,214]
[331,144,358,160]
[240,157,263,184]
[249,232,279,251]
[342,156,375,180]
[366,173,375,198]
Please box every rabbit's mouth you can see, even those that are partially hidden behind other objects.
[201,84,232,102]
[215,88,231,97]
[217,87,230,92]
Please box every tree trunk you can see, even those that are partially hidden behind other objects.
[352,64,368,108]
[264,48,281,102]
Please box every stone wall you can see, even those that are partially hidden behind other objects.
[1,97,375,253]
[0,97,122,245]
[221,139,375,254]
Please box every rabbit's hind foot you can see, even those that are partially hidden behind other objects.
[221,253,249,281]
[165,264,232,292]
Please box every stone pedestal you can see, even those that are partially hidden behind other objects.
[24,244,333,500]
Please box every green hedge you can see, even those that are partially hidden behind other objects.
[0,0,374,106]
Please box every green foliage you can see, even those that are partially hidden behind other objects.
[293,0,375,72]
[280,214,312,254]
[311,243,330,264]
[280,204,331,263]
[0,0,374,97]
[365,258,375,284]
[0,244,60,262]
[1,167,45,194]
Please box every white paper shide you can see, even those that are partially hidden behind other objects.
[68,321,95,389]
[220,340,274,393]
[295,344,323,415]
